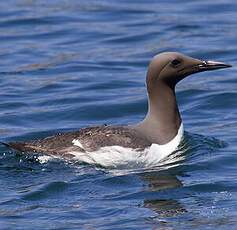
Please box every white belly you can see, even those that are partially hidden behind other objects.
[70,123,184,169]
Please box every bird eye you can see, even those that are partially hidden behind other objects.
[171,59,181,67]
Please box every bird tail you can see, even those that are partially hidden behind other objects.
[0,141,28,152]
[0,141,11,148]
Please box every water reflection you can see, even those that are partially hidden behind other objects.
[141,171,187,217]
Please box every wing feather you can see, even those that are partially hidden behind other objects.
[2,126,151,155]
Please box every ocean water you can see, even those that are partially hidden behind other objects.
[0,0,237,229]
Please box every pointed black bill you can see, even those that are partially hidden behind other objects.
[198,60,232,71]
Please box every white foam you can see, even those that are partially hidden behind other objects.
[69,123,184,169]
[37,155,53,164]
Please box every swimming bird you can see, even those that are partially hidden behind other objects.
[1,52,231,168]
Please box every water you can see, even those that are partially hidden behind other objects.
[0,0,237,229]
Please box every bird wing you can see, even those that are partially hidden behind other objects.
[2,126,151,156]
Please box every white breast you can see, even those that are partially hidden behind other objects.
[70,123,184,169]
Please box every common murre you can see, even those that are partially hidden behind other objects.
[1,52,231,168]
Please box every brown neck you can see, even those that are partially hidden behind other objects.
[135,81,181,144]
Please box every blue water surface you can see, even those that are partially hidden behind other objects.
[0,1,237,229]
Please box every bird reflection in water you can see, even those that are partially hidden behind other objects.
[141,171,187,217]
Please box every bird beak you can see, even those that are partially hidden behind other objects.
[178,59,232,77]
[198,60,232,71]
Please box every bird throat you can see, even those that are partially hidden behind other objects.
[136,81,181,145]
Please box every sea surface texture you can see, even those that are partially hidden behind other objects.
[0,1,237,229]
